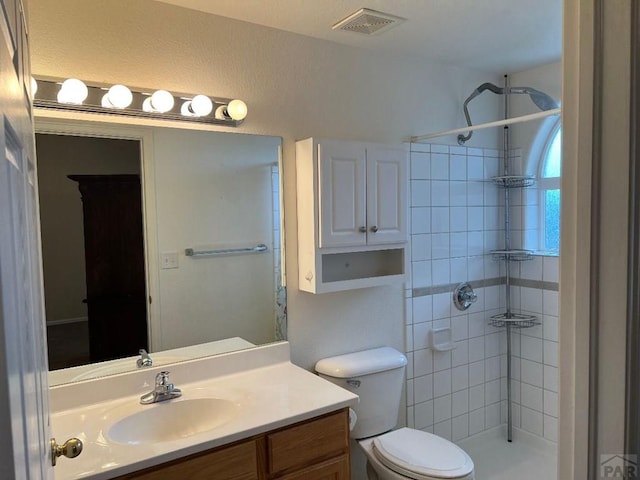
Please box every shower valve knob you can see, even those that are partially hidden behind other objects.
[359,226,367,233]
[370,226,378,233]
[453,282,477,311]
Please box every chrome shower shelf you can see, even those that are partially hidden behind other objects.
[491,249,534,262]
[489,313,539,329]
[491,175,535,188]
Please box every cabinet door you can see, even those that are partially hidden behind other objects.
[275,455,350,480]
[366,147,408,244]
[318,141,367,248]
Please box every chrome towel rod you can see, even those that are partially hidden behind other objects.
[185,244,268,257]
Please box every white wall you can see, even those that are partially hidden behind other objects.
[28,0,502,371]
[36,134,140,324]
[152,129,280,349]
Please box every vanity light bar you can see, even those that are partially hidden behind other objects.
[32,77,247,126]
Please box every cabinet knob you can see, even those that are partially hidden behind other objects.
[359,226,367,233]
[51,437,83,467]
[370,226,378,233]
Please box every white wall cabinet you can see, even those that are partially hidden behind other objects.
[296,138,408,294]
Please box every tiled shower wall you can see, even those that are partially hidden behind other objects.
[406,143,559,444]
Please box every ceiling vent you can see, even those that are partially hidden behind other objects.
[332,8,406,36]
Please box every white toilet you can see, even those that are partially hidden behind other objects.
[316,347,474,480]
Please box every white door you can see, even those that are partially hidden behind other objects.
[366,147,408,245]
[317,140,367,248]
[0,0,52,478]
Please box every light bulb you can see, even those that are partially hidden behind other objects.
[57,78,88,104]
[142,97,153,112]
[150,90,174,113]
[101,93,112,108]
[30,76,38,96]
[226,99,248,121]
[180,100,196,117]
[106,84,132,109]
[190,95,213,116]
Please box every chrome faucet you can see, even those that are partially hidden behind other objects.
[140,371,182,405]
[137,349,153,368]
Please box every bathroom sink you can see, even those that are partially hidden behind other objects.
[107,398,239,445]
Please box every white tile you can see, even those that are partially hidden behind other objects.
[484,257,500,279]
[467,207,484,232]
[467,156,484,180]
[450,155,467,181]
[452,365,469,392]
[406,325,414,351]
[450,257,468,284]
[406,379,414,406]
[485,356,501,381]
[521,383,543,412]
[451,315,468,342]
[543,340,558,367]
[469,384,484,411]
[450,146,466,155]
[431,144,449,154]
[450,206,467,232]
[450,181,467,206]
[431,153,450,180]
[434,369,452,398]
[450,232,467,258]
[484,184,500,207]
[452,340,469,367]
[467,182,484,206]
[452,389,469,416]
[432,293,451,320]
[468,337,485,363]
[406,352,414,379]
[543,256,559,283]
[544,390,558,417]
[521,406,544,436]
[411,234,431,261]
[543,290,559,316]
[485,402,501,429]
[412,295,433,324]
[412,260,432,288]
[431,207,450,233]
[521,336,543,363]
[431,181,450,207]
[414,348,434,377]
[544,415,558,442]
[414,374,434,403]
[452,414,469,441]
[485,286,500,310]
[407,406,415,428]
[431,233,450,260]
[484,148,500,158]
[544,365,558,393]
[434,394,452,422]
[485,379,501,405]
[413,321,431,350]
[411,180,430,207]
[411,207,431,234]
[434,420,452,441]
[467,312,485,338]
[405,297,413,325]
[484,206,500,230]
[521,359,543,387]
[414,400,434,429]
[520,256,543,280]
[469,360,485,387]
[411,143,430,153]
[521,287,543,314]
[411,152,430,179]
[543,315,559,342]
[468,256,484,281]
[485,332,500,358]
[468,408,485,435]
[433,350,452,372]
[432,258,450,286]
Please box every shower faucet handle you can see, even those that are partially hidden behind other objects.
[453,282,477,311]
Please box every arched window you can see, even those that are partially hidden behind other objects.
[538,123,561,251]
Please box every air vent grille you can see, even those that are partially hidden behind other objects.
[332,8,406,36]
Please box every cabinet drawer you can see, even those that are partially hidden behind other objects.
[274,455,350,480]
[116,439,260,480]
[267,409,349,475]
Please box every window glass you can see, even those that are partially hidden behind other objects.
[542,128,561,178]
[544,189,561,251]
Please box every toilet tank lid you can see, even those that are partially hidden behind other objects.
[315,347,407,378]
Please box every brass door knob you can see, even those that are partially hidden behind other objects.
[51,437,83,466]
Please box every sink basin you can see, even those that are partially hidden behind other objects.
[107,398,239,445]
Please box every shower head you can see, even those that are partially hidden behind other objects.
[457,82,559,144]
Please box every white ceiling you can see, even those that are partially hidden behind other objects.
[154,0,562,73]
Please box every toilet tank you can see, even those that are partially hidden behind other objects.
[315,347,407,439]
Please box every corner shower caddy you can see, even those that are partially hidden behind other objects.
[485,76,541,443]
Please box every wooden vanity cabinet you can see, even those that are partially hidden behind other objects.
[113,409,350,480]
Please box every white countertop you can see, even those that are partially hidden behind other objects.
[50,342,358,479]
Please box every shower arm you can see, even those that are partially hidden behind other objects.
[457,83,559,145]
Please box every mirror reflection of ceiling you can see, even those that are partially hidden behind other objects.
[153,0,562,73]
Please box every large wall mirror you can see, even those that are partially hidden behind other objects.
[37,115,286,386]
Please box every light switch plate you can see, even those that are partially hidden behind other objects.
[161,251,179,269]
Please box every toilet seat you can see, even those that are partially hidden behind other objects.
[371,428,474,480]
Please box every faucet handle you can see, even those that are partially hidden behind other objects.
[155,371,171,387]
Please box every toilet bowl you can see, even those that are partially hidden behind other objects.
[316,347,474,480]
